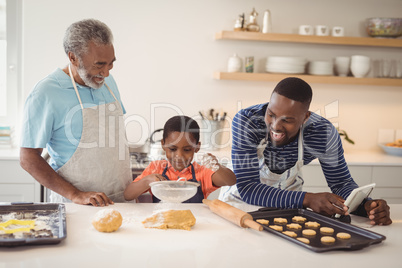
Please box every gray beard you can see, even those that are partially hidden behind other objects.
[77,64,104,89]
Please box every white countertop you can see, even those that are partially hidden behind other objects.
[1,203,401,267]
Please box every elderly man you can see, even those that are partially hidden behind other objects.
[20,19,132,206]
[220,77,391,225]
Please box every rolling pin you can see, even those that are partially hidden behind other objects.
[202,199,263,231]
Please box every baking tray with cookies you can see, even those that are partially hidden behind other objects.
[249,208,386,253]
[0,202,67,247]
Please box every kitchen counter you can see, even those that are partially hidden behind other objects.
[1,203,401,267]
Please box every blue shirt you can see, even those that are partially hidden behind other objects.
[20,68,126,171]
[232,103,358,208]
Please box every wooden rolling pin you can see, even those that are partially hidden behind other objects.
[202,199,263,231]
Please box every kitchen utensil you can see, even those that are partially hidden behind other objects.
[200,119,225,150]
[331,26,345,37]
[334,56,350,77]
[379,143,402,157]
[315,25,329,36]
[149,128,165,159]
[202,199,263,231]
[350,55,371,78]
[0,203,67,247]
[249,208,386,252]
[366,18,402,38]
[149,180,199,203]
[298,25,313,35]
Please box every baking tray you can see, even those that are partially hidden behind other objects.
[0,203,67,247]
[249,208,385,252]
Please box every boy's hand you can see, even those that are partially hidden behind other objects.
[202,153,220,172]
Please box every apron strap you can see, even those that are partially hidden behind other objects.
[68,64,84,109]
[68,64,117,108]
[298,125,304,162]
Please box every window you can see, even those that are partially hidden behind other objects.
[0,0,6,116]
[0,0,21,126]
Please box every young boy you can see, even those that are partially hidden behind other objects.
[124,115,236,202]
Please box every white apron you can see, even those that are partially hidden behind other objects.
[49,65,132,203]
[219,127,305,206]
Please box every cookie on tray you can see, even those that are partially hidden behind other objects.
[321,236,336,245]
[336,232,351,240]
[256,219,269,225]
[297,237,310,244]
[302,229,316,238]
[304,221,320,229]
[292,216,307,223]
[320,227,334,235]
[269,225,283,232]
[282,231,297,238]
[274,217,288,225]
[286,223,302,231]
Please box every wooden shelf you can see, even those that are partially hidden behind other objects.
[215,31,402,48]
[214,72,402,87]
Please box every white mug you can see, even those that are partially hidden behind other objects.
[332,26,345,37]
[299,25,313,35]
[315,25,329,36]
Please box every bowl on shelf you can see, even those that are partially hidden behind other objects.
[379,144,402,157]
[366,18,402,38]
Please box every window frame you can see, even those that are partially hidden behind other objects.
[0,0,22,126]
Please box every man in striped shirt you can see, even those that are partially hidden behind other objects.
[220,77,391,225]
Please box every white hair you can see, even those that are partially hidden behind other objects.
[63,19,113,58]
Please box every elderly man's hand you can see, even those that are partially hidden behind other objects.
[71,191,114,207]
[364,199,392,225]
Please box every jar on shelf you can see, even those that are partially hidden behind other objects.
[246,8,260,32]
[228,54,242,72]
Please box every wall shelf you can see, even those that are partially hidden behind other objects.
[215,31,402,48]
[214,72,402,87]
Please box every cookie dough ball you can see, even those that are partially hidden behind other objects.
[92,209,123,233]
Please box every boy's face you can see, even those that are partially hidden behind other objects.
[162,131,200,171]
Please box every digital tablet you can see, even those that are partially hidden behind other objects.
[335,183,376,218]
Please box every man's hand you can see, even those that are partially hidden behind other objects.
[303,192,348,216]
[364,199,392,225]
[71,191,114,207]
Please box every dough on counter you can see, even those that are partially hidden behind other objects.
[142,210,196,231]
[92,209,123,233]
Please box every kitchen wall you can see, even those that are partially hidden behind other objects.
[21,0,402,151]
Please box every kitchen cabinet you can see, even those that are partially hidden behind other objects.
[0,159,41,203]
[214,31,402,87]
[303,164,402,203]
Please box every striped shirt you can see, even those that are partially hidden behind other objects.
[232,103,358,208]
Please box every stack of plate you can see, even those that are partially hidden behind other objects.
[308,61,334,76]
[265,56,307,74]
